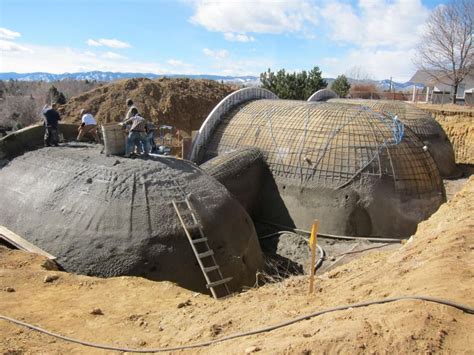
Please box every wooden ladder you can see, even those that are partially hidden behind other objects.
[172,197,232,299]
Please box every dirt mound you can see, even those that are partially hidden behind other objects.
[1,176,473,353]
[59,78,236,134]
[416,105,474,164]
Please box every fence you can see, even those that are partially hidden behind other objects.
[348,90,473,107]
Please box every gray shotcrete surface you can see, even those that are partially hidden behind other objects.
[0,143,263,293]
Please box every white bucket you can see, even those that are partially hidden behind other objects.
[102,123,126,155]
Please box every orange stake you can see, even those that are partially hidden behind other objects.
[308,220,319,295]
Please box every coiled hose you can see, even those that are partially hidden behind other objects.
[1,296,472,353]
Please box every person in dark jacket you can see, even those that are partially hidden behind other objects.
[42,104,61,146]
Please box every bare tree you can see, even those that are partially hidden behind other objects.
[416,0,473,103]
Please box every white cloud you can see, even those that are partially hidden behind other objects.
[190,0,318,34]
[0,27,21,40]
[167,59,189,67]
[224,32,255,42]
[86,38,130,49]
[321,0,429,50]
[319,0,430,81]
[166,59,195,73]
[0,44,165,74]
[102,51,126,60]
[203,48,230,59]
[0,39,32,53]
[322,48,418,82]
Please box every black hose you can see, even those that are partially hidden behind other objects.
[256,220,404,243]
[1,296,472,353]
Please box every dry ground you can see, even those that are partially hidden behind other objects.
[1,176,473,354]
[415,103,474,165]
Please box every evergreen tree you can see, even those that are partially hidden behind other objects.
[47,85,67,105]
[331,75,351,98]
[260,67,327,100]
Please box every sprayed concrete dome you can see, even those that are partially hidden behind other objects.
[326,99,458,177]
[0,133,263,293]
[192,93,446,238]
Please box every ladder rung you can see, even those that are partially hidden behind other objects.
[178,209,193,216]
[207,277,233,289]
[186,223,202,231]
[192,237,207,244]
[198,250,214,258]
[203,265,219,273]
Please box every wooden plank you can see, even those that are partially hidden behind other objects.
[0,225,56,260]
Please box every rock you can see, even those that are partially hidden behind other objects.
[4,287,15,292]
[245,346,261,353]
[41,259,59,271]
[43,274,59,283]
[90,308,103,315]
[177,300,192,308]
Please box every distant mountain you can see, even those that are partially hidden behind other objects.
[0,71,260,85]
[0,71,420,91]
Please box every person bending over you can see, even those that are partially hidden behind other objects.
[120,108,149,157]
[77,109,100,143]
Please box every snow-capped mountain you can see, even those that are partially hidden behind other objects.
[0,71,260,85]
[0,71,418,91]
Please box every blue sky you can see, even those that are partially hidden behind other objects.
[0,0,445,81]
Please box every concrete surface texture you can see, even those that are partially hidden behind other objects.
[307,88,339,102]
[200,147,267,218]
[0,144,263,293]
[328,99,458,177]
[0,123,78,160]
[196,99,446,238]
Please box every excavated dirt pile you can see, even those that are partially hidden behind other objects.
[416,104,474,165]
[0,144,263,293]
[59,78,236,134]
[1,177,472,353]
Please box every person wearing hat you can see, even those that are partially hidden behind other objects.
[77,108,100,143]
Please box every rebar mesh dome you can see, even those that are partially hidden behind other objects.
[200,100,443,198]
[327,99,457,177]
[327,99,441,138]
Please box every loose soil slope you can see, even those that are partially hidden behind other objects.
[1,178,473,353]
[59,78,236,134]
[416,104,474,164]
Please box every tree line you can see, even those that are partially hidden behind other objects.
[0,79,102,129]
[260,67,351,100]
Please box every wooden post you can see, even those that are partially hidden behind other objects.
[181,137,192,160]
[308,220,319,295]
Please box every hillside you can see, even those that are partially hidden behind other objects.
[1,176,473,353]
[59,78,236,133]
[416,104,474,165]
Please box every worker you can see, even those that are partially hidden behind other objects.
[120,108,149,157]
[125,98,138,120]
[77,109,100,143]
[41,104,61,147]
[145,120,157,153]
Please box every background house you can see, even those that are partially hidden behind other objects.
[409,68,474,105]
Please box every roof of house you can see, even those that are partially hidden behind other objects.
[409,67,474,87]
